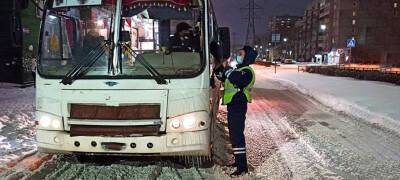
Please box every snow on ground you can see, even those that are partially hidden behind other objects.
[16,155,239,180]
[248,72,400,179]
[0,83,36,166]
[257,65,400,135]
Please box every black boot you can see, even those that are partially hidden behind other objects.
[230,168,248,177]
[230,152,248,176]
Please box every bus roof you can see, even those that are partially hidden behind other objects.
[52,0,200,9]
[126,0,190,6]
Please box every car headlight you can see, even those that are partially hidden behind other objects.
[36,111,64,130]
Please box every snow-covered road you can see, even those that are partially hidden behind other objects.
[1,66,400,179]
[0,83,36,166]
[24,155,230,180]
[248,66,400,179]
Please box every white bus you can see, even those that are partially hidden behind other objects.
[36,0,230,159]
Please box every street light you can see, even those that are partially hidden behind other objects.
[283,38,288,59]
[320,24,327,31]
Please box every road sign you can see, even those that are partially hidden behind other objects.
[347,38,356,48]
[272,33,281,43]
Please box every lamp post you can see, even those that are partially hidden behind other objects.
[283,38,288,59]
[319,24,327,63]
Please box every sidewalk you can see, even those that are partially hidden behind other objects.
[257,65,400,134]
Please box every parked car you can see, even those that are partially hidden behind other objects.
[283,59,296,64]
[296,58,305,62]
[273,58,282,62]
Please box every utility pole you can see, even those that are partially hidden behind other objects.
[232,32,236,53]
[242,0,262,46]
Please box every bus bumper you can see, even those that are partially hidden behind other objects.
[37,129,210,156]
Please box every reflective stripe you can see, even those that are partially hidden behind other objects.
[233,151,246,154]
[225,88,239,93]
[232,147,246,151]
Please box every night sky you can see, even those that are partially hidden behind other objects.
[213,0,312,45]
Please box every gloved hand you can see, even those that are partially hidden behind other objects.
[223,66,234,78]
[215,65,226,81]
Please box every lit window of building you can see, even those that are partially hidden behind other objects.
[395,3,398,8]
[352,19,356,25]
[353,11,356,16]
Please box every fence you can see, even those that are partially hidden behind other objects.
[304,64,400,85]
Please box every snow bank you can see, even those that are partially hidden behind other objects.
[260,69,400,134]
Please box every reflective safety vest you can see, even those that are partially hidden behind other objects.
[223,66,255,105]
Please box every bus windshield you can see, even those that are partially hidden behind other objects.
[38,0,204,79]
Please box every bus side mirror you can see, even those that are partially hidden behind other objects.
[218,27,231,59]
[120,31,131,43]
[210,41,222,60]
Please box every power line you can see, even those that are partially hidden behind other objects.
[241,0,262,46]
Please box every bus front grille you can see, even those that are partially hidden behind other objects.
[70,125,160,137]
[70,104,161,120]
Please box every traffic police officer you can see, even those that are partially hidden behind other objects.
[217,46,257,176]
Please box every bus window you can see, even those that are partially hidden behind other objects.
[38,1,204,78]
[121,5,203,77]
[42,15,62,59]
[39,6,114,76]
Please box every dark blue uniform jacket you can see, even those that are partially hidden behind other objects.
[227,46,257,105]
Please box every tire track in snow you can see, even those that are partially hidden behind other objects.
[248,88,339,179]
[253,72,400,179]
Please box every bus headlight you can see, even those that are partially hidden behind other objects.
[39,115,51,128]
[171,119,181,129]
[182,116,195,129]
[167,111,209,132]
[37,111,64,130]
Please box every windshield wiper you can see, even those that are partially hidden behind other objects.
[121,43,167,85]
[60,41,109,85]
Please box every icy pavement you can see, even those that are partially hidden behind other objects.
[22,155,231,180]
[0,83,36,166]
[248,65,400,179]
[259,65,400,135]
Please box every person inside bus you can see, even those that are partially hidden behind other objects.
[215,46,257,177]
[168,22,200,52]
[83,30,104,52]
